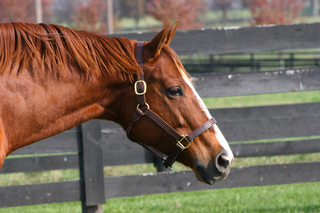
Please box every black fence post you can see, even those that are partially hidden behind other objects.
[250,53,254,72]
[209,54,215,72]
[290,53,294,69]
[78,120,105,213]
[154,157,168,172]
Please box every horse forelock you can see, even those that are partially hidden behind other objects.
[0,22,141,81]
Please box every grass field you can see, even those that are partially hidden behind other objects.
[1,182,319,213]
[1,91,320,212]
[203,90,320,109]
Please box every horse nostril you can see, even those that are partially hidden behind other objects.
[216,152,230,173]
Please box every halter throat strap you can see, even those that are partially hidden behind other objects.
[126,41,217,170]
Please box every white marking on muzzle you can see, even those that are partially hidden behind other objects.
[182,72,234,162]
[213,124,234,161]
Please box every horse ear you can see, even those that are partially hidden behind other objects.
[147,21,170,59]
[165,20,179,46]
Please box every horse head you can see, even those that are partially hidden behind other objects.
[0,22,233,181]
[118,22,234,185]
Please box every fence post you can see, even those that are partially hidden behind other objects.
[290,53,294,69]
[209,54,215,72]
[250,53,254,71]
[154,157,168,172]
[78,120,105,213]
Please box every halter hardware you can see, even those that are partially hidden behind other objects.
[134,80,147,95]
[176,135,192,150]
[126,41,217,170]
[137,103,149,110]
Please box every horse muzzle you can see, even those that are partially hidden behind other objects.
[194,152,232,185]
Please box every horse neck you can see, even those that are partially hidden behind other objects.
[0,70,127,157]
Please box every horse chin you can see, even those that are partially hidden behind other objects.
[194,164,229,185]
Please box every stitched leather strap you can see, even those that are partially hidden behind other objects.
[187,117,217,141]
[163,117,217,169]
[126,41,217,170]
[126,108,144,141]
[144,109,182,141]
[127,107,217,169]
[136,41,146,107]
[138,143,166,162]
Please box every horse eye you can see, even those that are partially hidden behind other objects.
[167,86,183,97]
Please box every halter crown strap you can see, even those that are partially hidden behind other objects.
[135,41,146,107]
[126,41,146,141]
[126,41,217,170]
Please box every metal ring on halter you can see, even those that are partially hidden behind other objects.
[137,103,149,110]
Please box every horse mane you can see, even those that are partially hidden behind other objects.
[0,22,141,81]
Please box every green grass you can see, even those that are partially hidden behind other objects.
[116,15,162,32]
[203,9,252,22]
[106,182,320,213]
[233,153,320,167]
[203,90,320,109]
[1,182,319,213]
[0,169,80,186]
[104,182,320,213]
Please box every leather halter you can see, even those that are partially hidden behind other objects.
[126,41,217,170]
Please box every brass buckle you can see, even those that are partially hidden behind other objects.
[134,80,147,95]
[176,135,192,151]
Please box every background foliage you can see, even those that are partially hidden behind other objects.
[0,0,313,32]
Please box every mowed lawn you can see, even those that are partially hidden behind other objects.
[1,90,320,212]
[1,182,319,213]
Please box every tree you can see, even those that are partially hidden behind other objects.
[119,0,145,30]
[72,0,110,34]
[0,0,52,23]
[246,0,304,71]
[246,0,304,25]
[215,0,235,25]
[53,0,78,24]
[146,0,206,30]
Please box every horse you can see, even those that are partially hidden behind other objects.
[0,21,233,185]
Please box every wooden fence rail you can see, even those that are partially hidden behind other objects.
[110,22,320,55]
[0,23,320,212]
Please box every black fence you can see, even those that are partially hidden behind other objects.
[1,23,320,213]
[181,51,320,73]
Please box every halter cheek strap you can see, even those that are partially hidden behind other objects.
[126,41,217,170]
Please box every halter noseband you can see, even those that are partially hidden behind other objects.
[126,41,217,170]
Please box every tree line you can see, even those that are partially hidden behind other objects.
[0,0,306,34]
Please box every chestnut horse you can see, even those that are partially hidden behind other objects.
[0,21,233,185]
